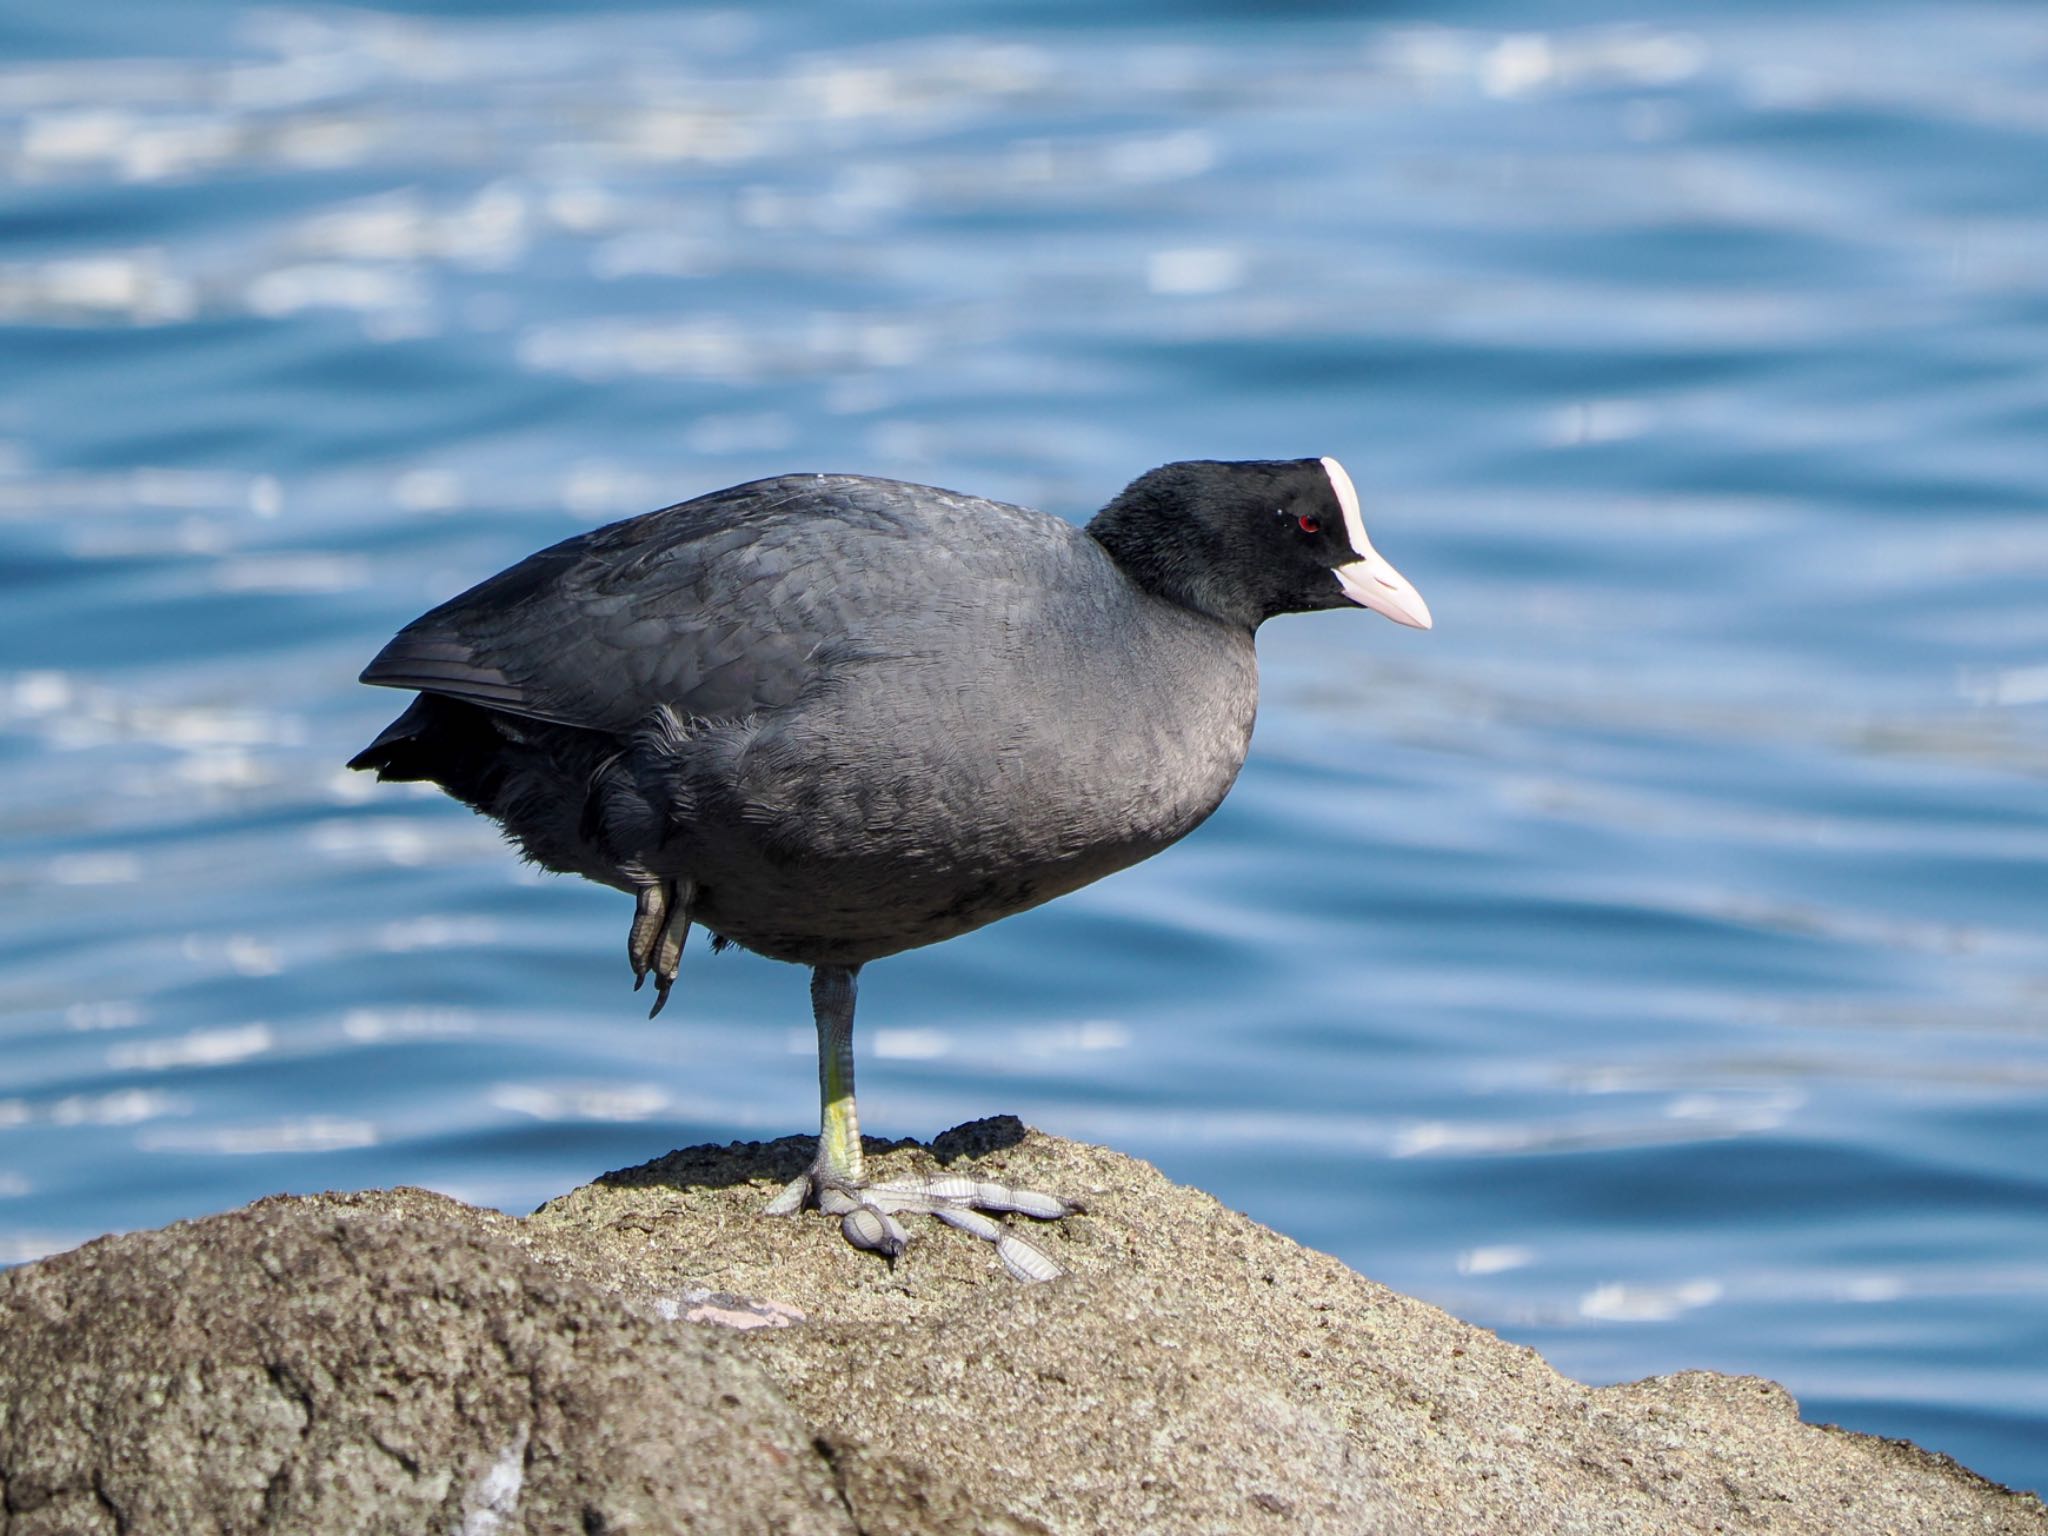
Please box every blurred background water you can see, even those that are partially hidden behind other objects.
[2,0,2045,1494]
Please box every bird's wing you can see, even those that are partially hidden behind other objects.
[359,476,946,735]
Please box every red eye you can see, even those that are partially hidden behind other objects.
[1298,515,1320,534]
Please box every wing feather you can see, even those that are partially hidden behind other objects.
[357,475,966,735]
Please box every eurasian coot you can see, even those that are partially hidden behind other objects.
[350,457,1430,1279]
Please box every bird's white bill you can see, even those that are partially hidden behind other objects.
[1319,453,1433,629]
[1335,554,1433,629]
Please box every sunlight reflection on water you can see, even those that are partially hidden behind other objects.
[1,0,2045,1494]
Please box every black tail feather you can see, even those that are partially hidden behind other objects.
[348,693,510,810]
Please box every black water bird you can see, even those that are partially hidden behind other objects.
[350,458,1431,1279]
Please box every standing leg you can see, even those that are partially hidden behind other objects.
[766,966,907,1256]
[763,963,1077,1281]
[810,963,865,1185]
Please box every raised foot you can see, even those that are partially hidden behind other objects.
[764,1166,1078,1283]
[628,877,695,1018]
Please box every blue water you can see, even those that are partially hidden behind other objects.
[4,0,2046,1494]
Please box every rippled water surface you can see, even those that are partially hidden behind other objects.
[3,0,2046,1493]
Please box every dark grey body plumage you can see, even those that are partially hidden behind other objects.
[353,474,1259,966]
[353,458,1430,1278]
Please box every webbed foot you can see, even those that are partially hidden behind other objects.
[765,1161,1077,1283]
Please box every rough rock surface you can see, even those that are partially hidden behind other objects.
[2,1118,2041,1536]
[0,1190,849,1536]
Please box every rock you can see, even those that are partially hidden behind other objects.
[2,1119,2041,1536]
[0,1190,851,1535]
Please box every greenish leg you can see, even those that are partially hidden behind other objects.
[812,964,864,1183]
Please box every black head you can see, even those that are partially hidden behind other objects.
[1085,457,1432,632]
